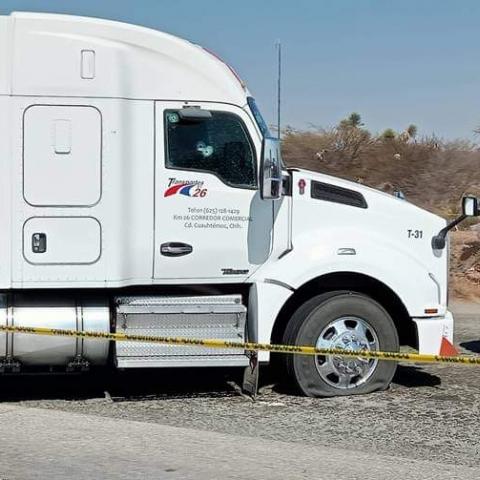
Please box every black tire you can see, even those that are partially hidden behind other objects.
[283,291,399,397]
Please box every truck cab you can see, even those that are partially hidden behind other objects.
[0,12,457,396]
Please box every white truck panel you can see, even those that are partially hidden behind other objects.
[11,97,154,287]
[0,17,10,94]
[249,282,293,362]
[0,97,12,288]
[10,12,247,105]
[23,217,101,265]
[23,105,101,206]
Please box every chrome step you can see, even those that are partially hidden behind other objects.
[115,295,248,368]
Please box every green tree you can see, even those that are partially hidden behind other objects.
[381,128,396,141]
[339,112,363,129]
[348,112,363,128]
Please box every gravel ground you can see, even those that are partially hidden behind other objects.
[2,302,480,468]
[1,405,476,480]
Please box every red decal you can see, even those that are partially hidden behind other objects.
[164,183,187,197]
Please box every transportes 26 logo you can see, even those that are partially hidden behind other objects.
[164,178,208,198]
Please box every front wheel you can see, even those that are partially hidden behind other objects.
[283,292,399,397]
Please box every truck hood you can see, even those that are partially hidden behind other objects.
[287,168,448,305]
[289,167,445,228]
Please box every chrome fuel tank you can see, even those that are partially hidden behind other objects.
[0,295,110,367]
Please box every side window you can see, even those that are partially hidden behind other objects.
[165,110,257,188]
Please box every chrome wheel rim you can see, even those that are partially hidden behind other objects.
[315,316,379,389]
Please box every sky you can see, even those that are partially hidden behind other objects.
[1,0,480,140]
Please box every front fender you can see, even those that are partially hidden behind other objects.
[253,227,442,317]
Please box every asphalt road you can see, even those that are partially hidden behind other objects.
[0,302,480,479]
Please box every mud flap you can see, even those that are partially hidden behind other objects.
[242,351,259,398]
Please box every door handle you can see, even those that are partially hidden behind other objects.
[160,242,193,257]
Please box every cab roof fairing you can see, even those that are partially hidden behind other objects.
[5,12,250,104]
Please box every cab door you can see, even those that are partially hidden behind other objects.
[154,101,273,281]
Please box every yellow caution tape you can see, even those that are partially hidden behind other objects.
[0,324,478,365]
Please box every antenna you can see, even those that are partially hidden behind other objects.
[275,40,282,140]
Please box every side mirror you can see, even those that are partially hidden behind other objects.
[432,195,480,250]
[260,137,282,200]
[462,196,480,217]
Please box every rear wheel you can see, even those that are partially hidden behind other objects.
[283,292,399,397]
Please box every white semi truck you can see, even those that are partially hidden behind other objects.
[0,12,473,397]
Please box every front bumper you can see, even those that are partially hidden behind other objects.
[412,310,454,355]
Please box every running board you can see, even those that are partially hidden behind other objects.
[114,295,249,368]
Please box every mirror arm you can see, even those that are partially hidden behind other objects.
[431,214,467,250]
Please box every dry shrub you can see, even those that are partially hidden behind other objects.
[450,230,480,300]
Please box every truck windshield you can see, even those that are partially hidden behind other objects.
[247,97,271,138]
